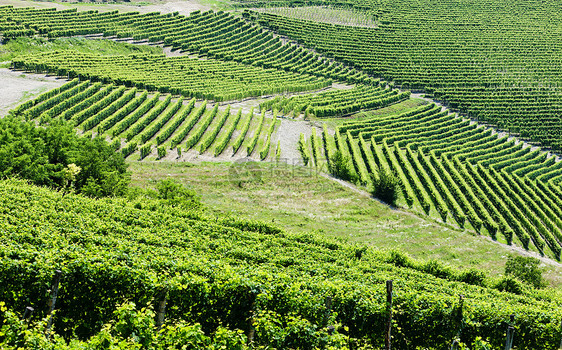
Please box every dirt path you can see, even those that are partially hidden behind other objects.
[249,6,378,28]
[0,0,211,15]
[0,69,66,117]
[141,1,212,16]
[276,117,320,162]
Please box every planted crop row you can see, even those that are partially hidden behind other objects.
[13,51,332,103]
[317,104,562,257]
[249,5,562,151]
[2,179,561,348]
[261,85,409,118]
[13,85,279,160]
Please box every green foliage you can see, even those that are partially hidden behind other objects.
[261,85,409,119]
[0,301,250,349]
[0,7,369,85]
[157,147,166,160]
[493,276,526,295]
[328,150,358,183]
[505,255,548,289]
[370,168,398,206]
[326,103,562,256]
[458,268,486,287]
[298,133,311,166]
[0,180,561,349]
[0,36,161,63]
[251,4,562,150]
[0,116,129,197]
[15,51,330,102]
[156,179,201,210]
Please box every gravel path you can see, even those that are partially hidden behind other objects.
[0,68,65,117]
[141,1,211,16]
[276,117,320,163]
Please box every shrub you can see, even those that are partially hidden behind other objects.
[457,268,486,286]
[387,250,413,268]
[157,179,201,210]
[505,255,547,289]
[0,116,129,197]
[494,276,525,295]
[370,168,398,205]
[329,151,358,183]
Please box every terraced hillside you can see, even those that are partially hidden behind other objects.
[245,0,562,150]
[1,0,562,348]
[8,79,283,160]
[307,104,562,259]
[0,6,374,84]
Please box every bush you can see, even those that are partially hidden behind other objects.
[505,255,547,289]
[157,179,201,210]
[494,276,526,295]
[370,168,398,205]
[387,250,413,268]
[457,268,486,286]
[0,116,129,197]
[422,259,453,279]
[329,151,358,183]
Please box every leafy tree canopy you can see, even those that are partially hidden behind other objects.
[0,116,129,197]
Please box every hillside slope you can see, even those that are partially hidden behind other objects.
[1,179,561,349]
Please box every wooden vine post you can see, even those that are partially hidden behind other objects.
[247,293,257,343]
[46,269,62,333]
[155,287,168,331]
[458,295,464,322]
[385,280,393,350]
[23,306,34,321]
[323,295,333,327]
[450,295,464,350]
[505,314,515,350]
[559,319,562,349]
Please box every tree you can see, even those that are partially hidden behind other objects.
[370,169,398,206]
[0,116,129,197]
[505,255,547,289]
[328,151,358,183]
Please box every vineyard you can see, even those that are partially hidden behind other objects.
[9,79,287,160]
[2,0,562,348]
[302,103,562,259]
[13,51,331,102]
[0,6,373,84]
[246,0,562,151]
[1,179,562,349]
[260,84,410,118]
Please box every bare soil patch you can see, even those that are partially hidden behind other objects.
[0,68,66,117]
[251,6,378,28]
[0,0,210,15]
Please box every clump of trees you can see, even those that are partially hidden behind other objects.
[0,116,129,197]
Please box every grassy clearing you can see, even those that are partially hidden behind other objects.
[0,37,162,63]
[250,6,378,28]
[315,98,428,129]
[128,160,562,288]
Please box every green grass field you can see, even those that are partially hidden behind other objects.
[128,161,562,287]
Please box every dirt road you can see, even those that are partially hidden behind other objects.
[0,68,65,117]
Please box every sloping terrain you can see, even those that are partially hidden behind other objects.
[1,179,561,349]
